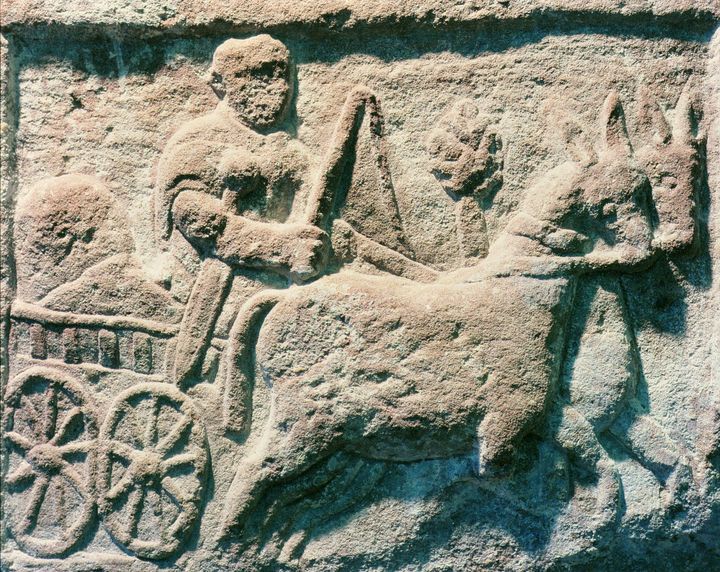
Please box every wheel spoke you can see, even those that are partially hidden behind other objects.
[162,452,198,473]
[59,440,95,456]
[50,407,84,446]
[20,475,49,533]
[144,396,161,448]
[127,486,146,537]
[5,431,34,452]
[60,463,88,496]
[156,415,191,457]
[115,401,142,448]
[106,470,135,502]
[109,440,141,462]
[161,476,193,506]
[42,382,59,442]
[5,461,35,487]
[167,504,191,539]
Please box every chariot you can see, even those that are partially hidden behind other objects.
[4,301,210,559]
[3,80,697,564]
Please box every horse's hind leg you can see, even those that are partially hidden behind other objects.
[278,458,387,563]
[219,413,342,540]
[259,453,353,550]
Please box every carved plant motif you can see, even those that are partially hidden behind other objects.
[426,99,504,199]
[426,100,504,261]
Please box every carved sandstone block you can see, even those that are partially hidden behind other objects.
[1,4,719,571]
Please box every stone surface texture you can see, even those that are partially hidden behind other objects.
[1,1,719,570]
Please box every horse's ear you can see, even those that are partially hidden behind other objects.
[600,91,633,155]
[560,118,596,166]
[671,82,698,145]
[637,86,671,145]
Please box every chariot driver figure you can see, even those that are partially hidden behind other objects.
[156,35,437,433]
[155,35,330,396]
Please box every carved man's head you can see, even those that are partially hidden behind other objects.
[426,100,503,198]
[209,35,293,131]
[14,174,133,302]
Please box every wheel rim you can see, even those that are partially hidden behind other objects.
[2,367,97,557]
[97,382,208,560]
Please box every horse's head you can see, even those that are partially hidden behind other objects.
[567,92,657,271]
[478,92,658,279]
[635,84,703,255]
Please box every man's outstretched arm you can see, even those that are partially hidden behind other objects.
[172,189,329,283]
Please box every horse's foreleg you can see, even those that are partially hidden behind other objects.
[554,406,621,527]
[609,403,685,480]
[544,407,622,559]
[609,402,693,507]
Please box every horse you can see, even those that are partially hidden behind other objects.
[218,92,661,539]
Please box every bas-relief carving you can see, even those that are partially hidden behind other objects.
[1,27,718,570]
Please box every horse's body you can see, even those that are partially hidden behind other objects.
[256,271,571,463]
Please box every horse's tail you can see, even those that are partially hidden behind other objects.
[223,290,284,434]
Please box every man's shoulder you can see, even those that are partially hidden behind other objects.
[164,110,236,149]
[157,111,240,181]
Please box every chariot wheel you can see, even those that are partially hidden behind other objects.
[2,367,98,557]
[97,382,208,559]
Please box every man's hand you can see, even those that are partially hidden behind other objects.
[281,224,330,283]
[175,191,329,281]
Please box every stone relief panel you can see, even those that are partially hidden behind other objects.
[1,7,719,571]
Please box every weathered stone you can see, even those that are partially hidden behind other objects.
[1,3,719,570]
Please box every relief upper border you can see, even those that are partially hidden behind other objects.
[0,0,718,36]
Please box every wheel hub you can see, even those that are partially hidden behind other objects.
[27,443,64,473]
[132,451,163,482]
